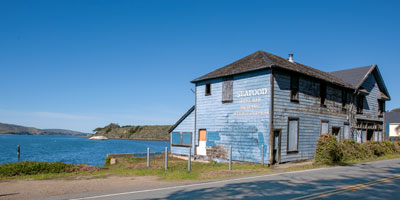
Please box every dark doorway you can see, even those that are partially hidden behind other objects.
[272,130,281,164]
[332,127,341,142]
[367,130,374,141]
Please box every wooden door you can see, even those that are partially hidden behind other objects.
[272,130,281,164]
[197,129,207,156]
[199,130,207,141]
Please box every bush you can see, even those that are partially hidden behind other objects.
[314,134,343,165]
[0,161,75,177]
[315,134,400,165]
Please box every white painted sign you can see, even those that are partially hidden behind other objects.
[237,88,268,98]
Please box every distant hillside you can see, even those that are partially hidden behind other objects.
[0,122,87,136]
[391,108,400,112]
[93,123,171,140]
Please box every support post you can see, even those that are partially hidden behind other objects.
[261,145,264,165]
[188,148,191,172]
[17,145,20,162]
[147,147,150,167]
[229,145,232,170]
[165,147,168,170]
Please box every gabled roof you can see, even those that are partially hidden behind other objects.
[168,105,195,133]
[330,64,391,100]
[330,65,374,89]
[191,50,353,89]
[386,111,400,123]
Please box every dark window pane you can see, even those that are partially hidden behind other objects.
[205,84,211,96]
[290,75,299,101]
[357,95,364,114]
[320,83,326,105]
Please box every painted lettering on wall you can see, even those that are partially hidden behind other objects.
[236,88,268,97]
[240,105,261,110]
[233,112,268,117]
[233,88,268,117]
[239,98,261,104]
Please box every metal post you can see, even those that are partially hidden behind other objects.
[17,145,20,162]
[229,145,232,170]
[261,145,264,165]
[188,148,191,172]
[147,147,150,167]
[165,147,168,170]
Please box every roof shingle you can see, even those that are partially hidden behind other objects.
[329,65,375,88]
[191,50,353,89]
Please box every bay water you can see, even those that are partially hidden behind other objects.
[0,135,170,166]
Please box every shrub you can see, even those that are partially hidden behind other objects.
[0,161,75,177]
[314,134,343,165]
[315,134,400,165]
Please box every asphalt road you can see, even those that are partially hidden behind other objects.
[44,159,400,200]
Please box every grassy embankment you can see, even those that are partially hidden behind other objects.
[2,136,400,181]
[92,123,171,140]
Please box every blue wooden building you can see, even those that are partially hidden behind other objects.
[169,50,391,164]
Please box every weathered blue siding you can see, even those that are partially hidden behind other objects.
[356,72,383,122]
[170,108,195,155]
[273,70,349,163]
[195,69,271,163]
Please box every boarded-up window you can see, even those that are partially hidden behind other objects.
[362,130,367,143]
[344,124,350,140]
[290,75,299,102]
[287,118,299,152]
[356,129,362,143]
[321,121,329,135]
[374,131,378,141]
[222,76,233,103]
[378,132,382,141]
[171,132,181,145]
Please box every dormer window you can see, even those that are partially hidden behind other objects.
[205,84,211,96]
[357,95,364,114]
[290,75,299,102]
[378,100,385,117]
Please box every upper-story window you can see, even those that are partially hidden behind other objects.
[357,95,364,114]
[342,90,347,111]
[320,82,327,106]
[290,75,299,102]
[378,100,385,117]
[205,84,211,96]
[222,76,233,103]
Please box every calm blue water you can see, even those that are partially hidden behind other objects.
[0,135,170,166]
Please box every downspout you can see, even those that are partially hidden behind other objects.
[383,111,386,141]
[268,68,275,165]
[194,85,197,155]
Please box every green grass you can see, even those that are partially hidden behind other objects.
[3,153,400,181]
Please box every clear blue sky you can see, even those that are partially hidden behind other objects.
[0,0,399,133]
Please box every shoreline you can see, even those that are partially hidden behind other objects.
[99,136,169,141]
[1,134,169,141]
